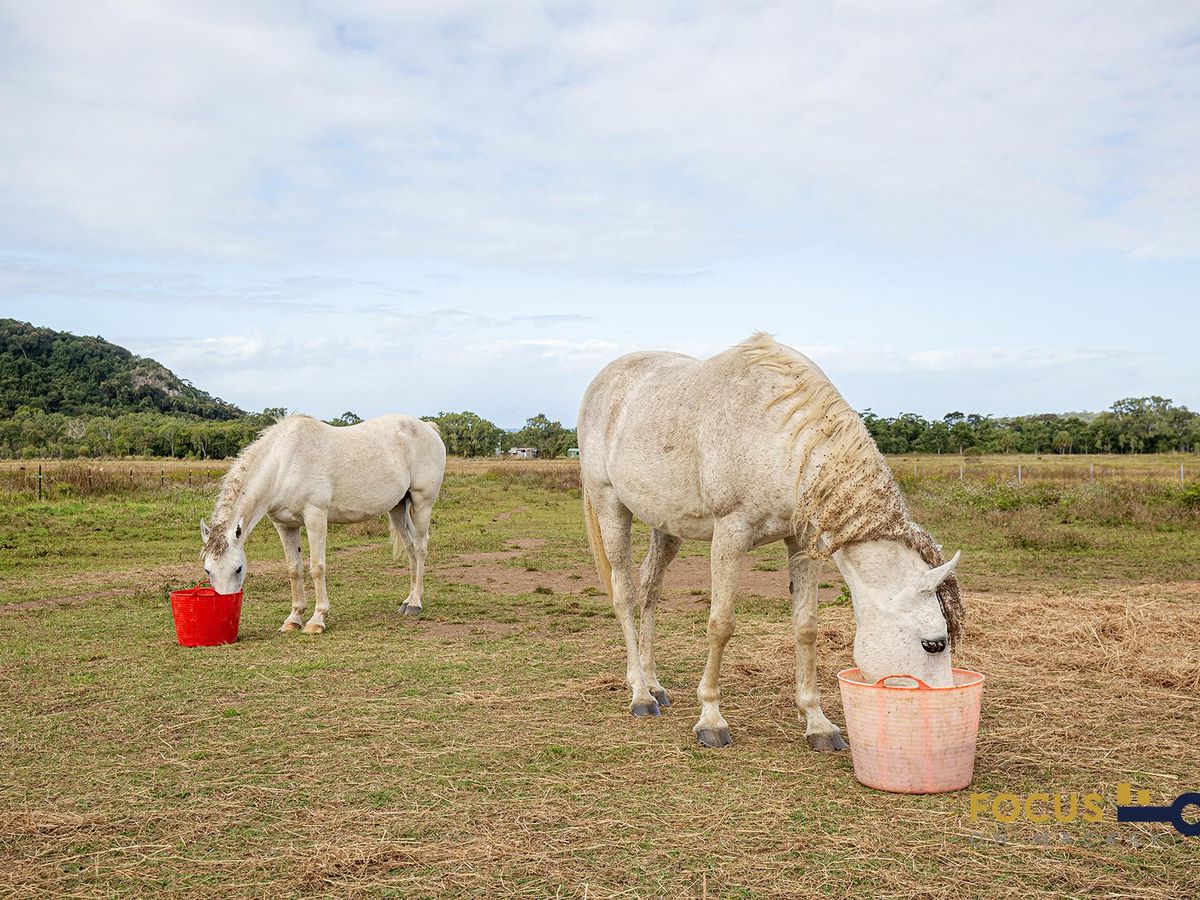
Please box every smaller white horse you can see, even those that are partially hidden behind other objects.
[200,414,446,634]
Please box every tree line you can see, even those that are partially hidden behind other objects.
[0,407,580,460]
[864,397,1199,455]
[0,397,1195,460]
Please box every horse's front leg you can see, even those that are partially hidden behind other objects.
[785,537,848,751]
[302,509,330,635]
[694,521,750,748]
[274,521,307,633]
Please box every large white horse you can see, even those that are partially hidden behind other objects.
[579,334,965,749]
[200,414,446,634]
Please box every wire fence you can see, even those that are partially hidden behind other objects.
[0,461,226,500]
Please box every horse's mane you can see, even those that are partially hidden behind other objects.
[735,333,964,645]
[202,415,310,558]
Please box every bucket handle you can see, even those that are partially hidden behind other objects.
[170,581,213,598]
[872,674,933,689]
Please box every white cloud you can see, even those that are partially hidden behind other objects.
[3,3,1197,422]
[0,2,1196,264]
[804,345,1122,374]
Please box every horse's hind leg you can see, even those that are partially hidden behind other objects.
[592,485,659,717]
[274,521,307,633]
[785,536,848,751]
[302,509,330,635]
[639,528,681,708]
[390,490,432,616]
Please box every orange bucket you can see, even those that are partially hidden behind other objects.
[837,667,985,794]
[169,582,243,647]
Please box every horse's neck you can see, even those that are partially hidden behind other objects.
[832,539,925,617]
[219,452,276,534]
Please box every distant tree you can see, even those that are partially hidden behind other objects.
[513,413,576,459]
[423,411,504,457]
[252,407,288,425]
[328,411,363,427]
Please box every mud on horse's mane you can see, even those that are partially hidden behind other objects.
[735,333,965,646]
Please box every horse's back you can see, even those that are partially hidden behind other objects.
[272,414,444,519]
[579,345,801,540]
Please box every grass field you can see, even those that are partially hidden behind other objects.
[2,458,1199,897]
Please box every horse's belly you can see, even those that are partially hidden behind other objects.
[621,493,715,542]
[324,505,382,525]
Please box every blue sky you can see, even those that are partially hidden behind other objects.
[2,1,1198,427]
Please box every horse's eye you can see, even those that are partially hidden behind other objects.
[235,566,243,576]
[922,638,947,654]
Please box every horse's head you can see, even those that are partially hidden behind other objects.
[843,547,960,687]
[199,516,247,594]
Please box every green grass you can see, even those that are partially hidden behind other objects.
[1,473,1198,897]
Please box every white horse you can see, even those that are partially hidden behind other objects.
[578,334,965,749]
[200,414,446,634]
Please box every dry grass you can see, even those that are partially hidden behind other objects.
[1,465,1199,897]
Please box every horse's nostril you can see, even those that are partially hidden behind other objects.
[922,638,947,654]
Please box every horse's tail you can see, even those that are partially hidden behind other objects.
[389,494,415,563]
[582,484,613,599]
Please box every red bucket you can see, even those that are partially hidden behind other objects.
[169,582,242,647]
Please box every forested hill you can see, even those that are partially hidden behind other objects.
[0,318,244,419]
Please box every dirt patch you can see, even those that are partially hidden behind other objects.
[439,543,845,605]
[492,505,529,522]
[2,562,199,612]
[3,540,395,613]
[415,619,523,640]
[454,537,546,564]
[440,562,586,596]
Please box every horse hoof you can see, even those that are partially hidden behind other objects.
[399,602,423,617]
[650,688,671,708]
[302,622,325,635]
[630,699,661,718]
[695,726,733,748]
[279,621,302,633]
[807,730,849,752]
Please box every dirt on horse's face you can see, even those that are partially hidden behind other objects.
[200,516,247,594]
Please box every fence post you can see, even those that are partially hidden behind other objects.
[959,464,964,480]
[1090,462,1094,481]
[38,463,42,501]
[1182,463,1186,483]
[1017,464,1022,486]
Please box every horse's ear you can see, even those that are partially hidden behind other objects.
[234,517,243,541]
[920,550,960,592]
[200,518,210,542]
[894,550,961,606]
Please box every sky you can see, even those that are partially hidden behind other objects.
[1,1,1198,427]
